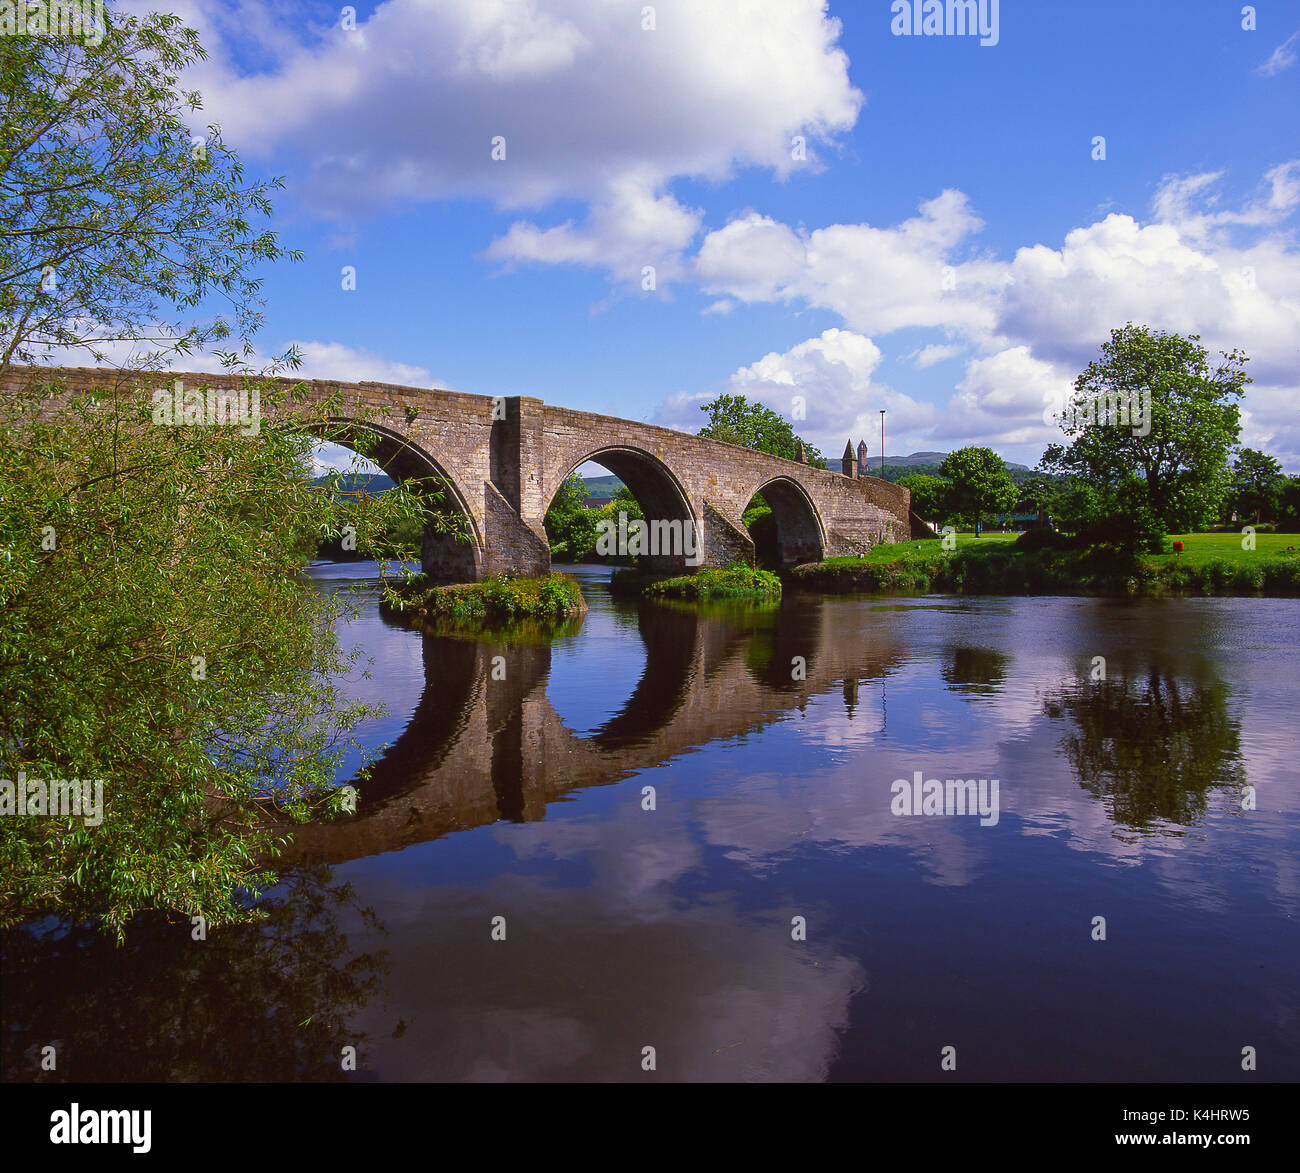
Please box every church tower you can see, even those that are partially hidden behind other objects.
[857,439,869,477]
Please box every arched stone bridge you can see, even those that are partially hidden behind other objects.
[13,366,913,581]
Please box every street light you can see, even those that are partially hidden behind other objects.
[879,409,886,477]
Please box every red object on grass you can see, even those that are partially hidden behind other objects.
[1172,541,1184,553]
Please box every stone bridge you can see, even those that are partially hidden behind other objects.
[279,592,908,866]
[11,366,912,581]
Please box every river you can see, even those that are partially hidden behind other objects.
[4,563,1297,1082]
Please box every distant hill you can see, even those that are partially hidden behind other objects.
[874,451,1031,471]
[312,473,395,495]
[581,473,626,496]
[885,450,948,466]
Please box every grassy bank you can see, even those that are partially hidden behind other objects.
[790,533,1300,597]
[380,571,587,628]
[613,564,782,601]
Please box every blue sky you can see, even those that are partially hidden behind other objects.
[121,0,1300,472]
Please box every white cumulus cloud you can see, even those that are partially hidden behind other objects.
[139,0,862,286]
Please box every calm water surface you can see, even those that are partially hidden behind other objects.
[5,564,1298,1082]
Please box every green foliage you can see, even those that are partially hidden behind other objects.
[937,447,1017,535]
[1280,476,1300,531]
[613,483,644,517]
[1014,527,1074,553]
[898,473,951,524]
[549,470,588,514]
[741,494,770,530]
[741,496,779,567]
[640,564,782,600]
[314,480,432,562]
[1015,474,1057,515]
[0,372,459,937]
[698,393,825,467]
[1226,448,1284,523]
[544,472,600,561]
[1040,324,1249,550]
[0,11,299,371]
[382,572,584,626]
[794,532,1300,597]
[547,478,650,563]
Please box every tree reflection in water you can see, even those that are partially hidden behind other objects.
[1,865,388,1082]
[1044,668,1247,828]
[942,645,1011,693]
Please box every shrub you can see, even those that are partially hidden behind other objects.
[1233,564,1265,593]
[381,572,584,625]
[1014,527,1070,553]
[1205,560,1235,593]
[643,564,781,600]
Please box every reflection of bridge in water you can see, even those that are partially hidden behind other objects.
[282,594,907,865]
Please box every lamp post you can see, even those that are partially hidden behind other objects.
[880,409,886,477]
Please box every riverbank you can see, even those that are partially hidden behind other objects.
[789,533,1300,597]
[379,571,587,628]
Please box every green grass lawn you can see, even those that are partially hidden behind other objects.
[802,530,1300,597]
[826,531,1298,568]
[1145,532,1300,566]
[825,532,1015,566]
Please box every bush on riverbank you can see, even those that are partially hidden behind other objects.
[790,533,1300,597]
[626,564,782,601]
[380,572,586,625]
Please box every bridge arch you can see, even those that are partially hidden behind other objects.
[301,417,483,581]
[746,475,826,568]
[548,444,698,573]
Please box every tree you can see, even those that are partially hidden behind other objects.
[1040,325,1248,549]
[937,447,1017,535]
[898,473,951,524]
[0,372,458,937]
[544,472,598,561]
[0,12,298,373]
[0,12,466,938]
[1016,474,1056,518]
[1228,448,1283,524]
[612,482,644,520]
[1279,476,1300,533]
[698,393,825,467]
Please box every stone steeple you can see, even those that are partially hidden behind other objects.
[857,439,869,477]
[841,440,857,478]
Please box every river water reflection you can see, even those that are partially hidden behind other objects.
[4,564,1298,1082]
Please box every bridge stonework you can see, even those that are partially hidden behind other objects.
[10,366,912,580]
